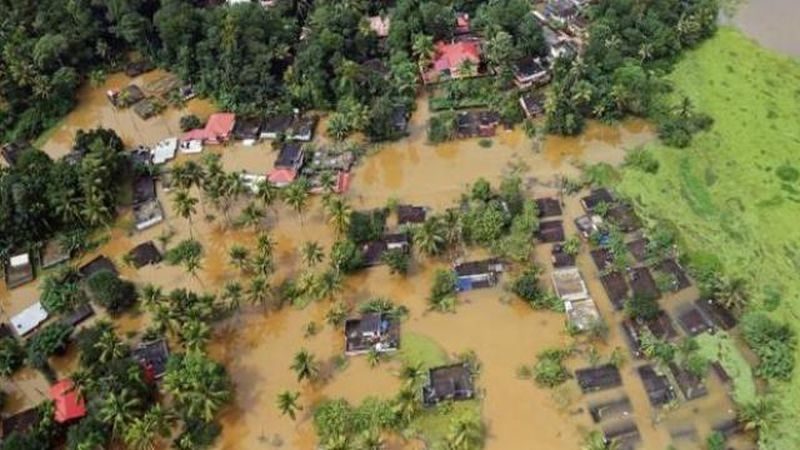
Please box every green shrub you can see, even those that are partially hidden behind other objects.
[623,148,660,174]
[625,295,660,321]
[428,112,456,143]
[0,337,25,377]
[533,348,571,388]
[510,268,561,311]
[741,312,796,380]
[40,268,87,315]
[330,239,363,273]
[347,210,387,244]
[429,269,457,312]
[26,322,73,369]
[381,249,410,275]
[86,270,137,315]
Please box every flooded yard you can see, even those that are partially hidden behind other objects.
[0,70,753,450]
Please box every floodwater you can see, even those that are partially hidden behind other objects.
[1,70,750,450]
[733,0,800,57]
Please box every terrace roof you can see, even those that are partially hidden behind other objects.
[537,220,565,243]
[626,238,648,263]
[127,241,163,268]
[677,306,713,336]
[535,197,562,218]
[133,339,170,380]
[423,363,475,406]
[551,244,576,268]
[580,188,614,212]
[575,364,622,393]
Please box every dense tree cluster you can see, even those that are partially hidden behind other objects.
[546,0,719,138]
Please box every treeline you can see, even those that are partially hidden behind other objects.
[545,0,718,145]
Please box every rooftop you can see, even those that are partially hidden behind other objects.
[50,379,87,423]
[535,197,562,218]
[551,267,589,301]
[79,255,118,278]
[537,220,565,243]
[397,205,427,225]
[637,365,676,408]
[422,363,475,406]
[575,364,622,393]
[127,241,163,268]
[275,142,305,170]
[628,267,660,300]
[344,312,399,355]
[132,339,170,380]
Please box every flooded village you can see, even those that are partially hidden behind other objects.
[0,0,788,449]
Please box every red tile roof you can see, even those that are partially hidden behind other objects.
[268,168,297,186]
[49,379,86,423]
[432,41,481,72]
[182,113,236,143]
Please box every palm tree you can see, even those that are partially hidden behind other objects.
[414,216,446,256]
[740,397,781,434]
[238,201,265,230]
[173,189,199,237]
[94,327,126,363]
[99,388,141,437]
[392,387,419,425]
[251,251,275,278]
[229,245,250,274]
[326,197,352,236]
[140,284,163,311]
[222,281,244,312]
[445,415,485,450]
[276,390,302,420]
[317,270,344,302]
[712,275,748,313]
[290,349,319,382]
[283,179,310,224]
[355,428,384,450]
[399,363,426,390]
[183,252,203,283]
[123,405,172,450]
[248,275,271,310]
[255,178,280,214]
[301,241,324,268]
[441,209,463,252]
[256,232,276,256]
[326,114,351,141]
[180,319,210,351]
[412,33,435,68]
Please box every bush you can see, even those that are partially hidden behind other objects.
[741,312,796,380]
[26,322,73,369]
[179,115,202,132]
[625,295,660,321]
[86,270,137,315]
[533,348,571,388]
[165,239,203,266]
[429,269,457,312]
[40,269,87,315]
[347,210,387,244]
[427,112,456,143]
[381,249,410,275]
[174,419,221,450]
[330,239,363,273]
[0,337,25,377]
[510,268,560,311]
[623,148,659,174]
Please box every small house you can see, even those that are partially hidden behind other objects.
[589,397,632,423]
[637,365,676,408]
[668,362,708,401]
[151,138,178,164]
[620,319,646,358]
[455,111,478,138]
[240,172,267,194]
[133,98,163,120]
[5,253,34,289]
[551,267,588,301]
[626,238,649,263]
[512,57,550,88]
[397,205,427,225]
[645,310,679,341]
[422,363,475,406]
[124,60,154,78]
[628,267,660,300]
[603,421,641,450]
[132,339,170,380]
[368,16,391,38]
[306,150,355,173]
[133,174,157,206]
[133,199,165,231]
[182,113,236,145]
[127,241,163,268]
[344,312,399,355]
[574,214,603,238]
[288,116,317,142]
[49,379,87,424]
[565,298,601,331]
[519,92,545,118]
[454,258,504,291]
[599,271,628,310]
[11,302,48,337]
[275,142,305,171]
[575,364,622,393]
[423,41,482,84]
[551,244,576,268]
[535,197,562,218]
[544,0,579,26]
[40,238,72,269]
[260,115,293,140]
[580,188,614,213]
[61,304,94,328]
[79,255,118,278]
[107,85,145,108]
[267,168,297,187]
[361,233,410,267]
[694,298,737,330]
[232,117,262,145]
[677,306,713,337]
[477,111,500,137]
[537,220,565,243]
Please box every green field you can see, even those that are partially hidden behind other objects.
[617,27,800,448]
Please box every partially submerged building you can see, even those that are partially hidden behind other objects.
[133,339,170,380]
[107,85,145,108]
[668,362,708,401]
[454,258,504,291]
[182,113,236,145]
[61,303,94,328]
[565,297,601,331]
[581,188,614,213]
[344,312,399,355]
[422,363,475,406]
[512,57,550,88]
[574,214,603,239]
[535,197,562,218]
[626,238,649,263]
[360,233,410,267]
[79,255,118,278]
[133,199,165,231]
[599,271,628,310]
[575,364,622,393]
[603,421,641,450]
[11,301,48,337]
[694,298,737,330]
[519,92,545,118]
[260,114,317,142]
[397,205,427,225]
[232,117,262,145]
[275,142,305,171]
[637,365,676,407]
[606,204,641,233]
[127,241,163,269]
[423,41,482,84]
[654,259,691,291]
[589,396,632,423]
[537,220,565,243]
[151,138,178,164]
[551,244,576,268]
[551,267,589,301]
[677,306,714,336]
[628,267,660,300]
[5,253,34,289]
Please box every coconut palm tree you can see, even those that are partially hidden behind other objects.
[412,33,435,68]
[317,269,344,302]
[141,284,163,311]
[183,252,203,283]
[276,390,302,420]
[238,201,265,230]
[256,232,276,256]
[247,275,271,310]
[392,387,419,425]
[222,281,244,312]
[99,388,141,437]
[290,349,319,382]
[355,428,384,450]
[255,178,280,214]
[326,197,352,236]
[581,430,620,450]
[251,251,275,278]
[301,241,324,268]
[229,245,250,274]
[180,318,210,351]
[399,363,426,390]
[94,327,126,363]
[445,415,485,450]
[173,188,199,237]
[124,405,172,450]
[414,216,446,256]
[283,179,310,224]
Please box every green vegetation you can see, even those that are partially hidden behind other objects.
[510,267,561,312]
[0,336,25,377]
[429,269,458,312]
[533,348,571,388]
[399,333,449,368]
[86,270,138,316]
[741,313,796,380]
[429,78,494,111]
[617,28,800,448]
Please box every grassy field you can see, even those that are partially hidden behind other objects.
[617,27,800,449]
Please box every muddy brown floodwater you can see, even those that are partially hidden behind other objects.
[733,0,800,57]
[5,71,749,450]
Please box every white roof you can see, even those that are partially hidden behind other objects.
[551,267,589,302]
[240,172,266,194]
[9,253,30,268]
[565,298,601,331]
[11,301,48,336]
[152,138,178,164]
[179,139,203,154]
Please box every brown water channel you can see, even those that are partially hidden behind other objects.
[0,71,750,449]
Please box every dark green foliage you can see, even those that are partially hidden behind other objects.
[312,398,395,446]
[533,348,571,388]
[330,239,364,273]
[705,432,725,450]
[625,295,660,321]
[656,98,714,148]
[427,112,456,143]
[26,322,73,369]
[66,415,109,450]
[741,312,796,380]
[86,270,137,315]
[164,351,231,422]
[165,239,203,265]
[0,337,25,377]
[179,115,202,132]
[347,210,387,244]
[174,419,221,450]
[75,321,129,371]
[511,268,560,311]
[40,268,86,314]
[429,269,457,312]
[381,249,410,275]
[623,148,660,174]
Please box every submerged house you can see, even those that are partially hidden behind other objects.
[512,57,550,88]
[232,117,262,145]
[40,240,70,270]
[677,306,714,337]
[551,244,576,268]
[565,298,601,331]
[127,241,163,269]
[422,363,475,406]
[50,379,87,424]
[151,138,178,164]
[551,267,589,301]
[133,339,170,380]
[535,197,562,218]
[397,205,427,225]
[79,255,118,278]
[5,253,34,289]
[61,303,94,328]
[589,396,632,423]
[107,85,145,108]
[182,113,236,145]
[581,188,614,213]
[599,271,628,310]
[423,41,482,84]
[537,220,565,243]
[575,364,622,393]
[454,258,504,291]
[260,114,317,142]
[11,301,48,337]
[519,92,546,118]
[133,199,165,231]
[543,0,579,26]
[361,233,411,267]
[275,142,306,171]
[638,365,676,407]
[344,313,399,355]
